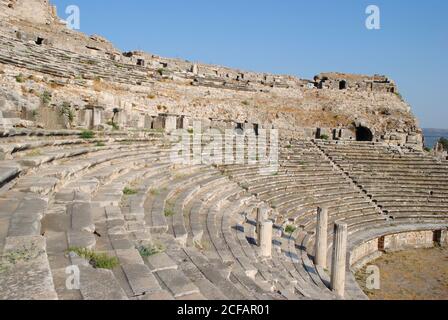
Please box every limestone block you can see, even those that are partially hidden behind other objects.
[79,266,127,300]
[69,202,95,233]
[145,252,178,272]
[0,236,57,300]
[122,264,161,296]
[156,269,200,298]
[165,116,177,133]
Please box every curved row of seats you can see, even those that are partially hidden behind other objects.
[0,131,332,300]
[218,139,448,299]
[1,131,447,300]
[315,140,448,221]
[0,34,260,91]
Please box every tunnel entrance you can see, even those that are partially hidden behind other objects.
[356,126,373,142]
[339,80,347,90]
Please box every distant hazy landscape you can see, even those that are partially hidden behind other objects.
[423,128,448,148]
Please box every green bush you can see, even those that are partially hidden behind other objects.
[80,130,95,139]
[285,225,296,234]
[15,73,25,83]
[123,187,138,195]
[67,247,119,270]
[41,91,52,105]
[107,120,119,130]
[320,134,329,140]
[59,102,75,124]
[164,208,175,217]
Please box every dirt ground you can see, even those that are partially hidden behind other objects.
[355,247,448,300]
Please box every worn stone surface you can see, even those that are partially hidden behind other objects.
[0,0,445,303]
[78,266,128,300]
[122,264,161,296]
[0,236,57,300]
[69,202,95,233]
[157,269,200,298]
[145,252,178,272]
[0,0,421,145]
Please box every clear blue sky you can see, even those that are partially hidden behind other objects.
[52,0,447,129]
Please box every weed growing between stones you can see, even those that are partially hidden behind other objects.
[285,225,297,234]
[15,73,25,83]
[59,102,75,124]
[164,208,175,217]
[0,242,44,274]
[107,120,119,130]
[67,247,119,270]
[80,130,95,139]
[136,244,164,258]
[40,90,52,105]
[123,187,138,195]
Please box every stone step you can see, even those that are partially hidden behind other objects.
[7,195,47,237]
[68,202,95,233]
[183,247,250,300]
[122,263,162,296]
[145,252,178,272]
[0,235,57,300]
[156,268,200,298]
[0,165,20,187]
[78,265,128,300]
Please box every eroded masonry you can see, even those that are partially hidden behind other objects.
[0,0,446,300]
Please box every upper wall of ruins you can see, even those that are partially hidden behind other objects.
[0,0,423,148]
[0,0,398,95]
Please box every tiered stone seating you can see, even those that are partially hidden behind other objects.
[0,131,312,300]
[0,35,153,86]
[217,139,386,299]
[0,130,170,299]
[316,140,448,224]
[1,131,447,300]
[0,34,258,92]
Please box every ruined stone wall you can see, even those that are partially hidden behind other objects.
[0,1,423,145]
[384,231,435,251]
[350,238,379,267]
[349,229,448,271]
[314,72,397,94]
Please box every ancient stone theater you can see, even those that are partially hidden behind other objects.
[0,0,446,300]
